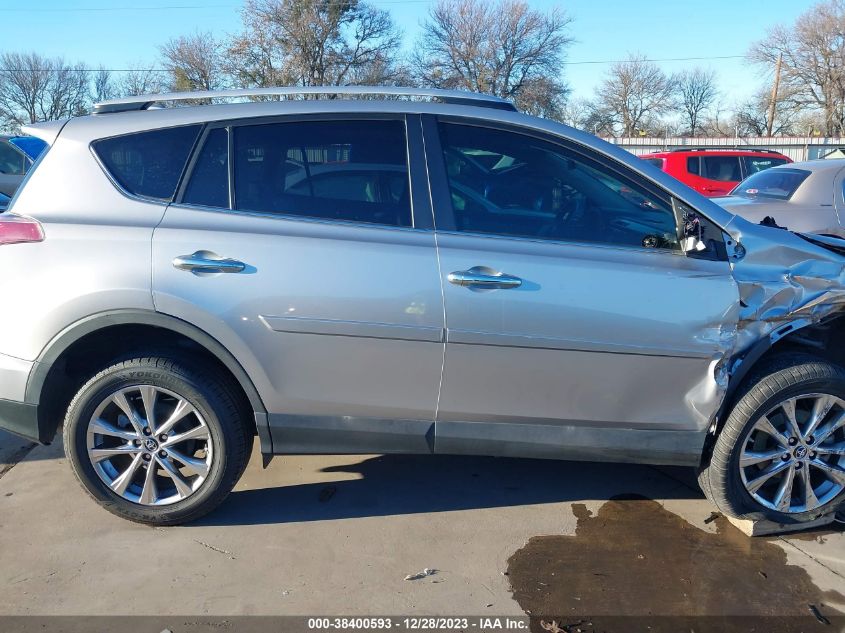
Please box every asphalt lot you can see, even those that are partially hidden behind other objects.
[1,430,844,627]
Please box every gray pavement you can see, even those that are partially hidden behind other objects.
[0,431,842,618]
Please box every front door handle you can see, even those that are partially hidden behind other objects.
[448,266,522,289]
[173,251,246,274]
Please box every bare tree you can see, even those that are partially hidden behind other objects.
[0,52,90,130]
[675,67,717,135]
[92,66,116,103]
[226,0,403,88]
[749,0,845,135]
[413,0,572,118]
[595,54,675,136]
[734,87,802,136]
[699,102,734,137]
[580,101,617,136]
[160,31,226,92]
[116,63,167,96]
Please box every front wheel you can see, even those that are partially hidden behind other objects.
[700,354,845,523]
[63,356,250,525]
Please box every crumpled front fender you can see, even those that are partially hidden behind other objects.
[726,218,845,356]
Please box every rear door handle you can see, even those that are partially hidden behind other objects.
[448,266,522,289]
[173,251,246,274]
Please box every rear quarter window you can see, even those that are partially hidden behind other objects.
[92,125,202,201]
[743,156,789,175]
[686,156,700,175]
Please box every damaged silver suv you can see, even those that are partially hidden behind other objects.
[2,87,845,525]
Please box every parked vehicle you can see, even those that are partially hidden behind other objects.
[0,192,10,211]
[0,135,48,197]
[714,159,845,237]
[2,87,845,526]
[640,148,792,197]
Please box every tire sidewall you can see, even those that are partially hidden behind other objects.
[64,363,233,523]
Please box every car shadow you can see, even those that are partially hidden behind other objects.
[195,453,703,527]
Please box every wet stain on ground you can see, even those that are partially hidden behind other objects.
[506,494,845,632]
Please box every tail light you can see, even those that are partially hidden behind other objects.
[0,213,44,245]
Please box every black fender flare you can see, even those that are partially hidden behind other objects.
[27,309,272,451]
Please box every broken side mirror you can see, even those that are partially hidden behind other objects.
[681,210,707,253]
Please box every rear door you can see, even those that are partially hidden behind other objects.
[153,114,445,454]
[425,118,739,464]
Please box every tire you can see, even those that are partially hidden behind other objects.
[700,353,845,523]
[63,356,251,525]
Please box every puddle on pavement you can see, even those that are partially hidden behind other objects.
[506,494,844,632]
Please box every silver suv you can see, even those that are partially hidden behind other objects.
[2,86,845,526]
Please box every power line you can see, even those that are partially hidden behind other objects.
[0,4,240,12]
[562,55,746,65]
[0,0,433,10]
[0,54,748,73]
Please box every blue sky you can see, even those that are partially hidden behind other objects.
[1,0,814,106]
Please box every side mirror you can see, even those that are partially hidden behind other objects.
[682,236,707,252]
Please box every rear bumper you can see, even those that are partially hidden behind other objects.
[0,398,42,443]
[0,352,34,402]
[0,352,45,443]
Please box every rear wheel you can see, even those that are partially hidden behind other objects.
[63,356,250,525]
[700,354,845,522]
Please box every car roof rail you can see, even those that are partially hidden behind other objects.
[669,147,785,155]
[93,86,518,114]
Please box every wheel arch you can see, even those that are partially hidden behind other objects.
[27,309,271,451]
[703,312,845,462]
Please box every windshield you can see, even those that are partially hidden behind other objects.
[730,167,811,200]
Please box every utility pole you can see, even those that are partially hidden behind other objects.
[766,53,783,137]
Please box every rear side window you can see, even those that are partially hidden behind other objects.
[700,156,742,182]
[93,125,202,201]
[232,119,412,227]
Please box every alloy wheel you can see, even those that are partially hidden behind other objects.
[739,393,845,513]
[85,385,214,506]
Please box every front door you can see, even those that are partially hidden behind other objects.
[425,118,740,464]
[153,115,444,454]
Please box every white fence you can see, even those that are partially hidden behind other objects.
[602,137,845,162]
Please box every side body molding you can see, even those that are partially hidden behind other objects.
[26,309,273,453]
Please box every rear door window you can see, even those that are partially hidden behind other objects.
[232,119,412,227]
[700,156,742,182]
[93,125,202,201]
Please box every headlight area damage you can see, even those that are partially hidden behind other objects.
[709,218,845,431]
